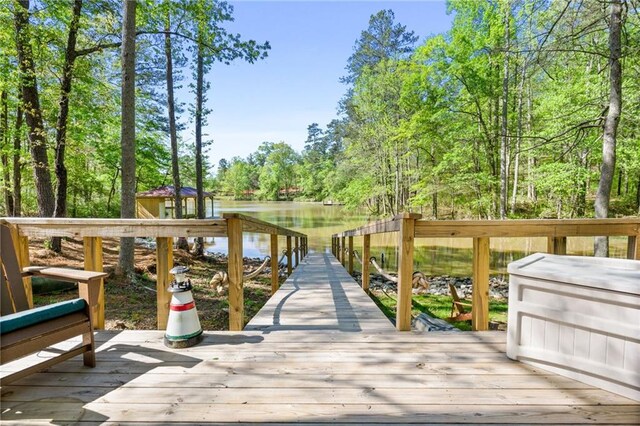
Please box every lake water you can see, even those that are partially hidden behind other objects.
[205,200,629,277]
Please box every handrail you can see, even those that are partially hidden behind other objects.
[332,215,640,332]
[2,216,308,332]
[336,213,422,237]
[1,217,228,238]
[222,213,305,238]
[334,216,640,239]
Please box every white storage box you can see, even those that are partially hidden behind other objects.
[507,253,640,401]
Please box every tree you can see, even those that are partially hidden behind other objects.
[300,123,329,200]
[222,158,252,199]
[11,105,22,217]
[594,0,624,257]
[217,158,229,180]
[258,142,299,200]
[341,9,418,84]
[13,0,55,217]
[1,91,12,215]
[117,0,137,278]
[51,0,82,252]
[163,5,189,250]
[187,0,269,256]
[499,0,510,219]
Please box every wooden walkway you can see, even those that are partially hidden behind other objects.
[245,252,395,333]
[1,253,639,424]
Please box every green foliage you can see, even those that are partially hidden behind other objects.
[326,1,640,218]
[221,158,253,199]
[258,142,299,201]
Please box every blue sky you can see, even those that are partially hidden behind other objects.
[198,1,453,168]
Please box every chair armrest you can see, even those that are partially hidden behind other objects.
[23,266,107,283]
[22,266,107,307]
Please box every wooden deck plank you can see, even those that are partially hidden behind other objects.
[6,360,552,375]
[88,329,511,343]
[2,386,632,406]
[7,372,597,389]
[0,401,638,424]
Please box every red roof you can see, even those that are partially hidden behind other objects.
[136,185,213,198]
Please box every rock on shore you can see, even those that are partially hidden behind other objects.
[352,272,509,300]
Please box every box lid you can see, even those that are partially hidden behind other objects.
[508,253,640,294]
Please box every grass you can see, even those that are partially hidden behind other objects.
[369,290,508,331]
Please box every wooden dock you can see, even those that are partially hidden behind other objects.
[1,253,639,424]
[245,252,395,333]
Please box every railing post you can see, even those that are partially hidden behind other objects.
[228,217,244,331]
[9,227,33,308]
[286,236,292,276]
[628,235,639,260]
[270,234,279,294]
[472,237,490,331]
[84,237,105,329]
[396,214,416,331]
[295,237,300,267]
[547,237,567,255]
[362,234,370,294]
[348,236,354,275]
[341,236,346,266]
[155,237,173,330]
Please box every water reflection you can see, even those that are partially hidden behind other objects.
[205,200,629,276]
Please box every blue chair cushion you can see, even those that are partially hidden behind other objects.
[0,298,87,335]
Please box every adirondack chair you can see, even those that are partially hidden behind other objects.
[448,283,473,322]
[0,221,107,384]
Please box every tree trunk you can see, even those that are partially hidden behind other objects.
[394,138,399,214]
[492,86,500,218]
[510,58,526,215]
[117,0,137,278]
[51,0,83,253]
[594,0,622,257]
[636,174,640,215]
[499,1,510,219]
[526,83,536,204]
[1,91,13,216]
[12,105,23,217]
[576,149,589,217]
[164,10,189,250]
[192,45,205,257]
[107,167,119,214]
[14,0,55,217]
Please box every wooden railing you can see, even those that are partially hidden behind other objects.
[332,214,640,332]
[2,214,307,332]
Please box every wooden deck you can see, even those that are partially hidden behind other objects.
[1,252,639,424]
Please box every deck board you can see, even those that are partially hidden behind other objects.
[1,252,638,424]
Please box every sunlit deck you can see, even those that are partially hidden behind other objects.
[1,252,638,424]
